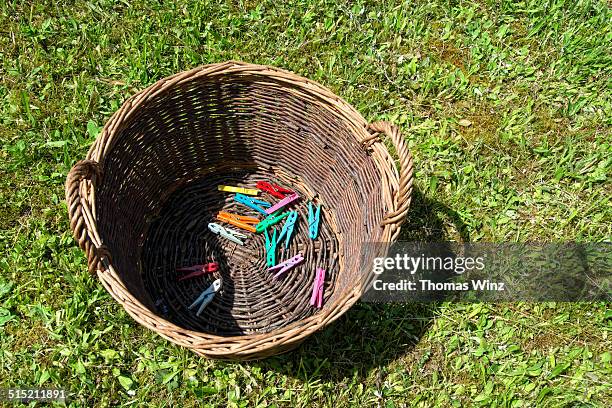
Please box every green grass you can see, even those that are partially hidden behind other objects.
[1,0,611,406]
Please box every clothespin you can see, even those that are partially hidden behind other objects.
[308,201,322,240]
[265,193,300,215]
[177,262,218,281]
[268,253,304,279]
[310,268,326,308]
[189,279,222,316]
[256,181,294,199]
[216,211,259,233]
[218,185,259,195]
[154,299,169,315]
[264,229,278,267]
[255,211,290,233]
[276,211,298,249]
[208,222,248,245]
[235,193,271,215]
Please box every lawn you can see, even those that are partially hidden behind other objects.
[1,0,611,406]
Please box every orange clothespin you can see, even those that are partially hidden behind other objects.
[216,211,259,233]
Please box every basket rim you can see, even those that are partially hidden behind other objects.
[66,60,412,359]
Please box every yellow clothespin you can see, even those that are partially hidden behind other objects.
[218,185,259,195]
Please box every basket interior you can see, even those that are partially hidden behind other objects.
[95,72,387,335]
[141,170,341,335]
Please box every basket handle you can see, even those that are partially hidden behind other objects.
[365,121,414,226]
[65,160,111,274]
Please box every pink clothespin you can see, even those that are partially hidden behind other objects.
[268,253,304,279]
[310,268,325,308]
[177,263,218,281]
[265,193,300,215]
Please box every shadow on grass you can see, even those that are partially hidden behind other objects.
[253,187,470,382]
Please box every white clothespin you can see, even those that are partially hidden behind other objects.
[208,222,248,245]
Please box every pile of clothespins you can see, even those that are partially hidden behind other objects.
[175,181,324,317]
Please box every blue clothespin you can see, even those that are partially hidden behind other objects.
[235,193,271,215]
[154,299,169,315]
[308,201,321,239]
[264,229,278,267]
[189,279,222,316]
[268,253,304,279]
[276,211,298,249]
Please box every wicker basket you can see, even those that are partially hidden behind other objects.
[65,61,413,360]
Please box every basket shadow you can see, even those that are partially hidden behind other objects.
[252,187,470,382]
[142,172,249,336]
[107,77,274,336]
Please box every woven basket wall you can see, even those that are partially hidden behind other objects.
[65,61,413,360]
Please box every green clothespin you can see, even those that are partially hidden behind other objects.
[255,211,290,233]
[264,229,277,267]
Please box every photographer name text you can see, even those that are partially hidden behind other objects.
[373,279,505,292]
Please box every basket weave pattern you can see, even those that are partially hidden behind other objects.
[65,61,413,359]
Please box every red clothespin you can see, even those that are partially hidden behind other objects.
[310,267,325,308]
[256,181,294,199]
[177,263,218,281]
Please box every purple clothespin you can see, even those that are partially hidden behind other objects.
[265,193,300,215]
[268,253,304,279]
[310,268,325,308]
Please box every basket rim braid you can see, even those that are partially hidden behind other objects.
[65,61,414,359]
